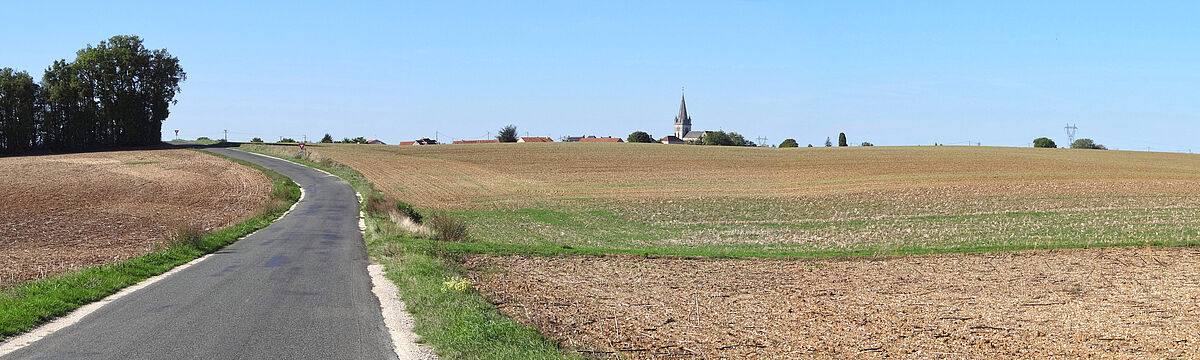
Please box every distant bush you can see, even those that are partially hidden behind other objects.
[497,125,518,142]
[807,144,813,147]
[250,137,263,143]
[321,133,333,143]
[860,142,874,146]
[627,131,654,143]
[779,139,798,148]
[838,133,848,147]
[1033,137,1056,148]
[701,131,733,146]
[280,137,296,143]
[428,211,471,242]
[197,136,213,142]
[1070,138,1106,150]
[395,200,422,224]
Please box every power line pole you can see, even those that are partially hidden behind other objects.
[223,129,228,142]
[1064,123,1078,145]
[756,136,768,146]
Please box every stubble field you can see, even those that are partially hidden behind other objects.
[293,142,1200,358]
[0,149,270,287]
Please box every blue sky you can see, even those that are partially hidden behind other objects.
[2,1,1198,150]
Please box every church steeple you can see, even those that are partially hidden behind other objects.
[673,89,691,138]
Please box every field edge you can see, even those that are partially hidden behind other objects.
[0,150,301,341]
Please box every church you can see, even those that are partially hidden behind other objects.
[662,92,709,144]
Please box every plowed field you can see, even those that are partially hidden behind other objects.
[468,249,1200,359]
[0,149,270,287]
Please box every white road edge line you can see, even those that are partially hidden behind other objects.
[0,186,306,357]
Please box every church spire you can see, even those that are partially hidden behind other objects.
[673,87,692,138]
[677,92,689,124]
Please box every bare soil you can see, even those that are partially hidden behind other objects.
[467,247,1200,359]
[0,149,270,287]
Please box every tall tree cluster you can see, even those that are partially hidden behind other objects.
[0,35,185,155]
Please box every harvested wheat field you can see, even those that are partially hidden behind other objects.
[267,142,1200,357]
[468,248,1200,359]
[299,143,1200,253]
[0,149,270,287]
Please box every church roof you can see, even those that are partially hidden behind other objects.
[682,130,709,139]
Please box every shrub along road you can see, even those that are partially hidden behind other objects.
[2,149,397,359]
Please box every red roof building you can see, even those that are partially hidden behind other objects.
[517,137,554,143]
[452,139,501,144]
[579,137,623,143]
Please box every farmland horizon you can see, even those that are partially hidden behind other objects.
[3,2,1200,152]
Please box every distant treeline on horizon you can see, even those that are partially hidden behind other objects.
[0,35,185,155]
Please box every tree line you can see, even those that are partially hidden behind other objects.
[0,35,185,155]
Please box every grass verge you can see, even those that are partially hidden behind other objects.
[0,150,300,341]
[237,144,574,360]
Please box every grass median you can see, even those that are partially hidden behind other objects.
[0,150,299,341]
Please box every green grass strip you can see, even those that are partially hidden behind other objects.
[0,150,300,341]
[237,145,575,360]
[415,236,1200,260]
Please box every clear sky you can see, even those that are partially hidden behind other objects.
[2,1,1198,151]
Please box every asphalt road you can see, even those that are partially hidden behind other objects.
[4,148,397,360]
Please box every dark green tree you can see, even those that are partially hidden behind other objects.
[1032,137,1056,148]
[351,136,367,144]
[702,131,735,146]
[779,139,798,148]
[1070,138,1105,150]
[497,124,518,142]
[627,131,654,143]
[280,137,296,143]
[250,137,263,143]
[71,35,185,147]
[321,133,334,143]
[728,132,750,146]
[838,133,848,147]
[0,69,40,154]
[860,142,874,146]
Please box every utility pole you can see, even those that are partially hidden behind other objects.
[435,131,439,144]
[756,136,768,147]
[303,134,307,143]
[1065,123,1078,145]
[223,129,228,142]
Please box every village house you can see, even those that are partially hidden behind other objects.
[366,139,386,145]
[452,139,500,144]
[579,137,623,143]
[518,137,553,143]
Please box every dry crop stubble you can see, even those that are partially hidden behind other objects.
[293,142,1200,357]
[0,149,270,287]
[300,143,1200,251]
[467,248,1200,359]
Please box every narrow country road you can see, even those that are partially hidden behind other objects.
[3,149,397,359]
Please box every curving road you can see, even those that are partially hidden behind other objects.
[3,148,397,359]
